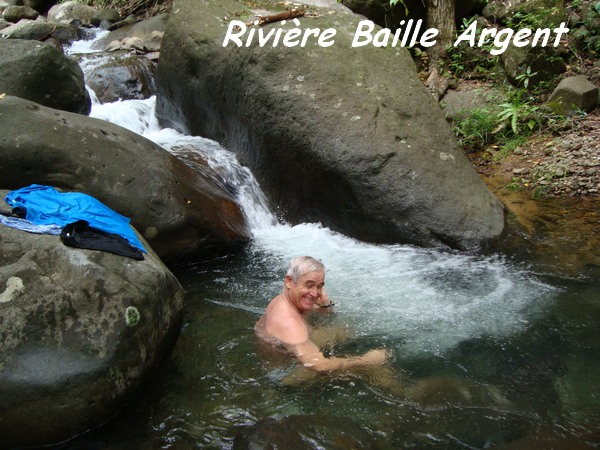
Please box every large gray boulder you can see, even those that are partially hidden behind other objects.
[501,45,567,89]
[0,197,184,449]
[0,18,81,43]
[0,38,90,114]
[156,0,505,249]
[47,0,99,25]
[2,4,39,22]
[84,52,157,103]
[441,87,498,122]
[0,95,251,261]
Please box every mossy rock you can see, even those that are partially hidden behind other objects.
[513,0,567,28]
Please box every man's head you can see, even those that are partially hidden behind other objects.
[284,256,325,312]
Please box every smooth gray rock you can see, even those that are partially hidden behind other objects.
[547,75,599,115]
[0,95,251,261]
[156,0,505,249]
[47,0,98,25]
[0,38,90,114]
[0,18,81,43]
[441,87,498,122]
[2,4,39,22]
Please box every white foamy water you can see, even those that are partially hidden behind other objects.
[248,223,553,356]
[76,45,556,357]
[92,97,162,136]
[66,28,109,55]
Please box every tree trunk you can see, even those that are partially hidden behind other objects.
[425,0,455,100]
[426,0,455,67]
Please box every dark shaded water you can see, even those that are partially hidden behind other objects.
[59,214,600,449]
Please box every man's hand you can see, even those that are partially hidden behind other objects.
[314,289,334,309]
[360,349,391,365]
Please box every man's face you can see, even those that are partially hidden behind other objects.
[285,270,325,312]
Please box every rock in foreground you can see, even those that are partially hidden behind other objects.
[0,95,251,262]
[0,207,184,449]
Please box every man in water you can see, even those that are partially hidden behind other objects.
[255,256,390,372]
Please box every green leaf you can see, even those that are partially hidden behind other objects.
[389,0,409,15]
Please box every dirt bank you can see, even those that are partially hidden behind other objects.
[470,114,599,278]
[472,109,599,199]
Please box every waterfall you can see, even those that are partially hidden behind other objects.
[90,96,278,230]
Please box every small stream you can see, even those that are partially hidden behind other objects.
[60,35,600,449]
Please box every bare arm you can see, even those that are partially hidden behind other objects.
[287,339,389,373]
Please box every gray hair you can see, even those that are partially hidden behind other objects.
[286,256,325,283]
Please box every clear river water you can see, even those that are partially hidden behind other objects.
[58,35,600,449]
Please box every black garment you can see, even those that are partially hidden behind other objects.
[60,220,144,261]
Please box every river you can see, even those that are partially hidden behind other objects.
[59,35,600,449]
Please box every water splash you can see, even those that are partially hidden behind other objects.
[245,223,555,356]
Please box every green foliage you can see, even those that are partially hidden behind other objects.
[505,9,550,30]
[496,89,540,135]
[491,135,528,160]
[125,306,141,327]
[505,177,524,191]
[570,0,600,55]
[453,108,499,151]
[532,185,552,199]
[451,86,558,156]
[515,66,538,89]
[505,11,538,29]
[445,4,590,199]
[497,102,521,134]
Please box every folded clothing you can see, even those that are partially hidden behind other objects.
[61,220,144,260]
[4,184,146,254]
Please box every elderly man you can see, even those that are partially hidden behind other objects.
[255,256,389,372]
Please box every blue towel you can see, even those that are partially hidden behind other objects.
[4,184,146,253]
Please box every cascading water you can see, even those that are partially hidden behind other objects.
[86,90,556,356]
[62,33,600,450]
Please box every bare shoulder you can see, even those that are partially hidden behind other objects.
[265,296,308,345]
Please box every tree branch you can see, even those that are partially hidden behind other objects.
[247,7,307,27]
